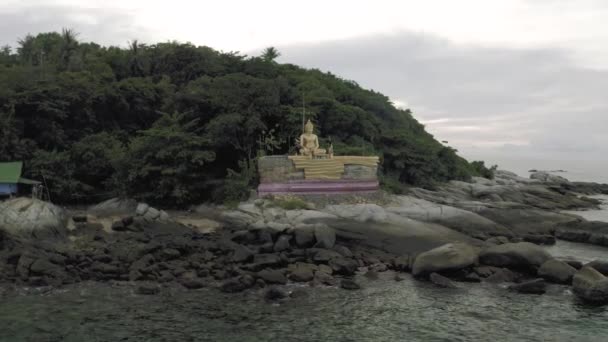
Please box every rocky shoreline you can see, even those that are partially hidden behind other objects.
[2,170,608,304]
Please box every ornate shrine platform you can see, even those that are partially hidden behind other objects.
[257,155,380,196]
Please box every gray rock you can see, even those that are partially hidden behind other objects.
[572,266,608,303]
[273,234,291,252]
[483,268,519,283]
[289,288,308,298]
[486,236,510,245]
[72,215,87,223]
[538,259,576,284]
[479,242,551,269]
[429,272,458,288]
[509,279,547,294]
[314,271,336,286]
[530,171,568,184]
[317,264,333,275]
[136,283,160,295]
[256,269,287,284]
[586,260,608,276]
[89,198,138,215]
[143,207,160,221]
[412,243,478,277]
[333,245,353,258]
[340,278,361,290]
[159,210,170,221]
[135,203,149,216]
[121,216,134,226]
[252,253,283,269]
[221,277,249,293]
[265,286,288,300]
[161,248,181,260]
[29,258,60,276]
[556,257,583,270]
[180,277,205,289]
[289,267,314,282]
[314,225,336,249]
[293,226,315,248]
[111,220,126,231]
[393,255,411,271]
[522,234,556,245]
[232,244,254,263]
[309,248,342,264]
[329,257,358,276]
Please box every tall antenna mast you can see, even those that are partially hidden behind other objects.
[302,94,305,132]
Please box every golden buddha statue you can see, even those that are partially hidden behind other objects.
[299,120,326,157]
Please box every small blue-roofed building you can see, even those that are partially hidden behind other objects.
[0,162,41,197]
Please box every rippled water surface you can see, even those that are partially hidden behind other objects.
[2,241,608,342]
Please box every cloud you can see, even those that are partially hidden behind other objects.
[0,4,154,48]
[276,32,608,163]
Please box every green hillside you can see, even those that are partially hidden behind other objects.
[0,30,491,205]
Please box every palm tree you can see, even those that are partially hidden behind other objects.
[17,34,36,64]
[128,39,146,76]
[261,46,281,62]
[59,28,79,70]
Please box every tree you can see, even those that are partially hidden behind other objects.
[122,112,216,205]
[261,46,280,62]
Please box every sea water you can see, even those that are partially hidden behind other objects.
[1,240,608,342]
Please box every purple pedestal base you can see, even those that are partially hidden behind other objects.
[258,179,379,196]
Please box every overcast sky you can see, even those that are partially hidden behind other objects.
[1,0,607,174]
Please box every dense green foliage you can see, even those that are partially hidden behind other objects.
[0,30,491,205]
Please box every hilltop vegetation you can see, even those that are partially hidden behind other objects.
[0,30,492,206]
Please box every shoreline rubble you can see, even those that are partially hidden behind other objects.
[2,169,608,304]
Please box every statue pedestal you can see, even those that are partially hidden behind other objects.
[257,155,380,196]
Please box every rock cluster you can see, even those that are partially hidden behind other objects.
[135,203,170,222]
[0,220,381,295]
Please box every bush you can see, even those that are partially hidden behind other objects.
[470,161,497,179]
[267,196,310,210]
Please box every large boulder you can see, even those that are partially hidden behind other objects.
[88,197,137,215]
[412,243,478,277]
[479,242,551,269]
[0,198,67,238]
[538,259,577,284]
[572,266,608,303]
